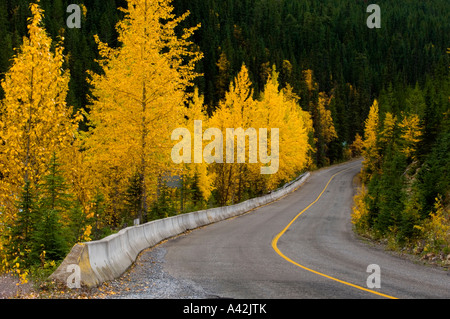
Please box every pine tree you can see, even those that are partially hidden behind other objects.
[216,50,232,102]
[89,189,106,240]
[415,112,450,218]
[301,69,337,167]
[151,183,176,220]
[124,172,143,223]
[374,147,407,237]
[0,1,13,99]
[32,153,71,263]
[32,207,67,264]
[7,181,39,267]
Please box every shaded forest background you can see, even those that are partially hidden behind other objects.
[1,0,448,161]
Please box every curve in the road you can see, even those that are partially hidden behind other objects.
[111,159,450,299]
[271,166,397,299]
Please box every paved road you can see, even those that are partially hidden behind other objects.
[144,160,449,299]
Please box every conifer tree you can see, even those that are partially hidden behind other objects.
[32,152,71,263]
[302,69,337,167]
[372,113,407,237]
[350,133,364,157]
[216,50,232,102]
[7,181,38,267]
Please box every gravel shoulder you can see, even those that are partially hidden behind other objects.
[91,242,214,299]
[0,273,33,299]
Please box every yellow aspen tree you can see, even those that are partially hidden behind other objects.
[283,84,315,168]
[245,70,283,192]
[181,88,214,202]
[60,139,97,240]
[317,92,338,144]
[362,100,380,181]
[208,64,258,205]
[351,184,370,232]
[350,133,364,157]
[257,67,312,190]
[281,88,313,175]
[86,0,202,222]
[312,91,338,167]
[0,1,80,256]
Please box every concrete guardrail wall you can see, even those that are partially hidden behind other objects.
[50,172,310,287]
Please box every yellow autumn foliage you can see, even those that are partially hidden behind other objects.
[0,2,80,271]
[180,88,215,202]
[361,100,380,181]
[399,113,423,160]
[317,92,338,144]
[415,196,450,252]
[257,67,313,190]
[208,65,313,204]
[207,64,258,205]
[85,0,202,222]
[350,133,364,157]
[351,184,370,233]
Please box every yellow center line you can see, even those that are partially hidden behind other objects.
[271,167,398,299]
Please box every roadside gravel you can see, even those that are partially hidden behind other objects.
[92,244,212,299]
[0,273,33,299]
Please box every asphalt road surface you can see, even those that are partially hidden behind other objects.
[132,159,450,299]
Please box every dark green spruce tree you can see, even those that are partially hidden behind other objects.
[31,153,72,263]
[7,181,39,267]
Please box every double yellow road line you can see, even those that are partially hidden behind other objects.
[271,167,398,299]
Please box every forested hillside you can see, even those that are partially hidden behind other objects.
[352,76,450,258]
[0,0,448,283]
[1,0,449,155]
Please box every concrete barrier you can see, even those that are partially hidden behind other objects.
[50,172,310,287]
